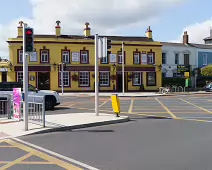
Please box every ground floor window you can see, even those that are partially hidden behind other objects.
[99,72,110,86]
[17,72,23,82]
[59,71,70,87]
[132,72,142,85]
[79,72,90,87]
[146,72,156,86]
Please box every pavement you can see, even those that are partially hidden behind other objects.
[1,94,212,169]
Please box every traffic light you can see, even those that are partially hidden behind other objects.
[24,28,34,53]
[63,64,66,71]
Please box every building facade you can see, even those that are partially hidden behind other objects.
[161,31,197,78]
[2,21,163,92]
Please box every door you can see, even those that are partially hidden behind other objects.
[117,73,122,92]
[1,72,7,82]
[38,72,50,90]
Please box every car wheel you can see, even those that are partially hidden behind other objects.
[45,97,56,111]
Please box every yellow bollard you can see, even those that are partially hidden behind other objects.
[111,94,120,117]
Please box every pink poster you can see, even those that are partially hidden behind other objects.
[13,88,21,121]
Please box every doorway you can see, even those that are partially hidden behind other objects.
[1,72,7,82]
[38,72,50,90]
[116,72,127,92]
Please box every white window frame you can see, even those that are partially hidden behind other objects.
[80,51,88,63]
[18,50,23,63]
[17,72,23,82]
[118,52,124,64]
[79,71,89,87]
[134,53,140,64]
[99,72,110,86]
[101,56,107,64]
[175,53,179,65]
[148,53,154,64]
[40,50,49,63]
[59,71,70,87]
[162,53,166,64]
[203,54,207,65]
[132,72,142,85]
[62,51,70,63]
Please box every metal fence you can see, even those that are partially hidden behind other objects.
[159,86,186,94]
[0,94,45,127]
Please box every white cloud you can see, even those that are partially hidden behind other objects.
[0,0,183,58]
[171,18,212,44]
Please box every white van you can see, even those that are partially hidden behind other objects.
[0,82,60,110]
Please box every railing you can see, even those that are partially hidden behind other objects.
[0,94,45,127]
[159,86,187,94]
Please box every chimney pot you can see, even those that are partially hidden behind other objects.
[183,31,189,44]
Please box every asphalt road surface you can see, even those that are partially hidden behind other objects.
[2,94,212,170]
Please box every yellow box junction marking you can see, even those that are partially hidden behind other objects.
[179,98,212,114]
[155,98,177,119]
[111,94,120,117]
[0,139,82,170]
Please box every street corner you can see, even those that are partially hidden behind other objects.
[0,139,83,170]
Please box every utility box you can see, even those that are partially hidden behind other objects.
[185,78,191,87]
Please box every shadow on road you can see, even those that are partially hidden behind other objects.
[129,116,171,121]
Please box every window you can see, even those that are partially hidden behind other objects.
[17,72,23,82]
[147,53,154,64]
[203,54,207,65]
[40,50,49,63]
[184,54,189,65]
[133,52,140,64]
[118,52,125,64]
[79,72,89,87]
[62,51,70,63]
[132,72,142,85]
[175,53,179,64]
[80,51,88,63]
[162,53,166,64]
[146,72,156,86]
[99,72,110,86]
[18,50,23,63]
[59,72,70,87]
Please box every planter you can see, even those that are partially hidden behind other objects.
[72,74,78,81]
[110,75,116,80]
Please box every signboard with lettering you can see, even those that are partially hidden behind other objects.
[177,65,190,73]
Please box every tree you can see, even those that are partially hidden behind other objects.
[201,64,212,76]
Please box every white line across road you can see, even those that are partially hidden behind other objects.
[13,138,100,170]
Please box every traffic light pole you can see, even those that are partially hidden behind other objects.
[61,63,64,95]
[23,23,29,131]
[95,34,99,116]
[122,42,125,96]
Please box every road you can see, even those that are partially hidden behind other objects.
[1,94,212,169]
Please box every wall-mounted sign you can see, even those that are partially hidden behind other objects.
[72,52,79,62]
[29,75,35,81]
[110,54,117,63]
[177,65,190,73]
[29,52,37,62]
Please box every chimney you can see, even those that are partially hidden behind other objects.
[84,22,91,37]
[55,20,61,36]
[145,26,152,39]
[183,31,189,44]
[17,21,24,36]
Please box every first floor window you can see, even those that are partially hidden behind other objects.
[101,56,108,64]
[17,72,23,82]
[99,72,110,86]
[18,50,23,63]
[203,54,207,65]
[79,72,89,86]
[132,72,142,85]
[80,51,88,63]
[41,50,49,63]
[62,51,70,63]
[146,72,156,86]
[134,53,140,64]
[59,72,70,87]
[148,53,154,64]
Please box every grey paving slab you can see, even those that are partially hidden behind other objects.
[0,148,28,161]
[7,164,66,170]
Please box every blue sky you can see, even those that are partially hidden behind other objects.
[0,0,211,42]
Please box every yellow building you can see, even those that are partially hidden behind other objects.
[3,21,162,92]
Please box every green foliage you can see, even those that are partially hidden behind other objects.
[162,78,185,87]
[201,64,212,76]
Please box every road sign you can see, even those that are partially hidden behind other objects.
[111,94,120,117]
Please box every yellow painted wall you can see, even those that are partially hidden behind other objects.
[6,36,162,91]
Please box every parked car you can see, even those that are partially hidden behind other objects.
[0,82,60,110]
[204,83,212,92]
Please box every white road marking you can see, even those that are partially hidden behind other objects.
[13,138,100,170]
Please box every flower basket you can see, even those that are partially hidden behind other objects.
[110,75,116,80]
[72,74,78,81]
